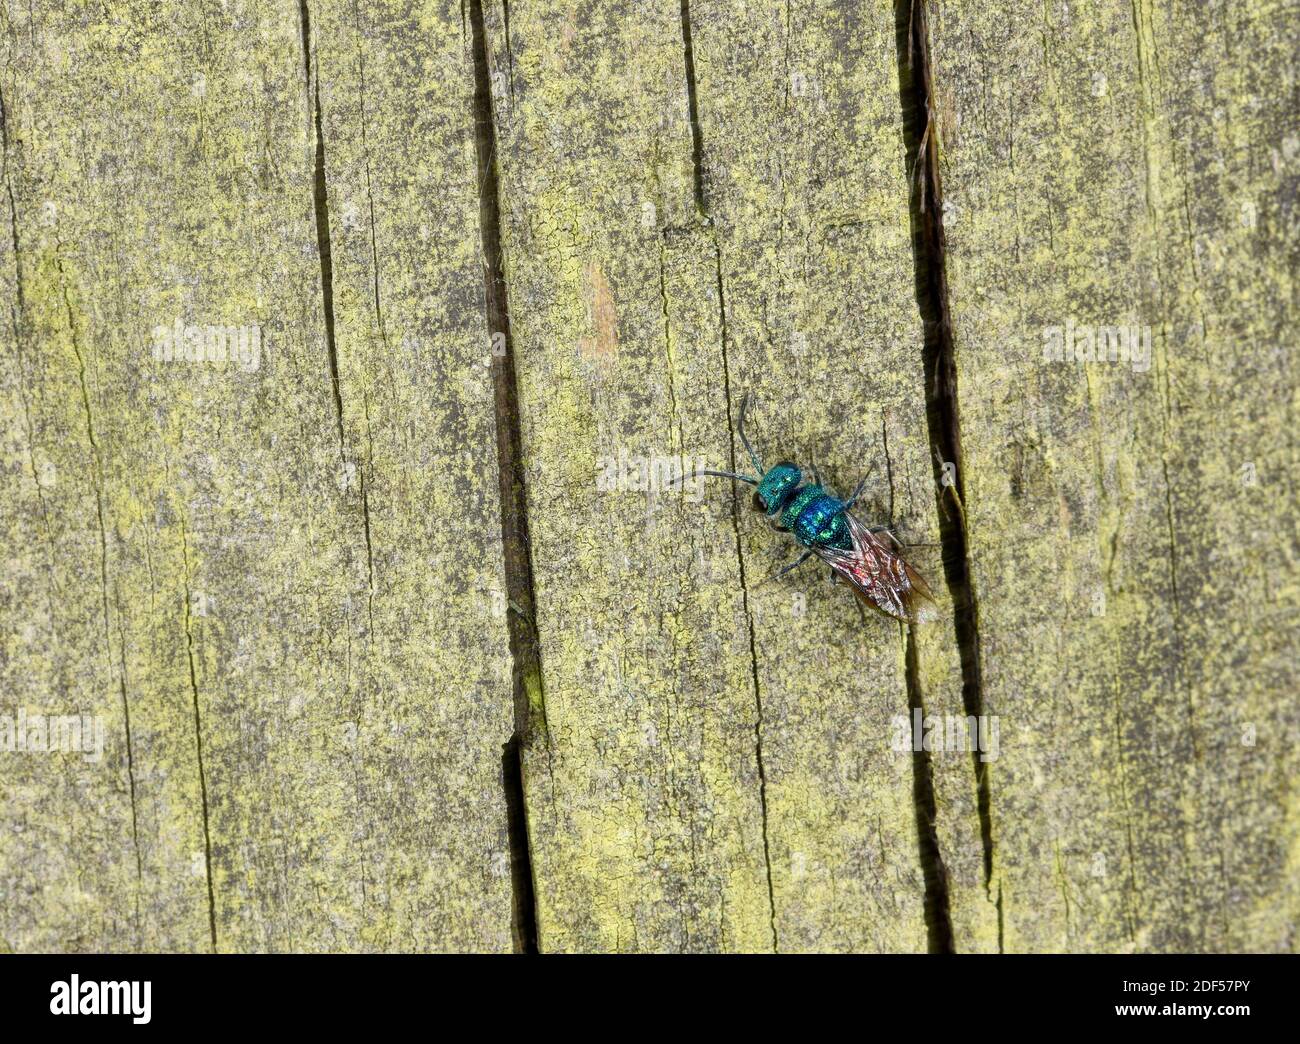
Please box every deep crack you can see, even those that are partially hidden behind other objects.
[895,0,998,947]
[469,0,544,952]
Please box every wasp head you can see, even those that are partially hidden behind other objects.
[753,462,801,516]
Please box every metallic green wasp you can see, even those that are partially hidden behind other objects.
[692,395,936,622]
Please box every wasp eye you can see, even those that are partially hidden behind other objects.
[751,491,767,513]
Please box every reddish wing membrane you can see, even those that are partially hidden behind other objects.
[815,512,937,622]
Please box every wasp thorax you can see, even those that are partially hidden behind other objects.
[755,462,802,515]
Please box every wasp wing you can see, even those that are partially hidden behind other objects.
[815,512,938,623]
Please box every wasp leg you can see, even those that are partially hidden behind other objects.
[843,469,873,510]
[869,526,941,551]
[869,525,905,550]
[760,548,813,585]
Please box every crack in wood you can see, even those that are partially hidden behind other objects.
[179,517,219,952]
[469,0,543,954]
[905,625,955,953]
[895,0,997,951]
[300,0,377,637]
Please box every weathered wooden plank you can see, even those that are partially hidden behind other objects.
[0,0,260,952]
[925,0,1299,951]
[480,0,776,952]
[687,0,976,952]
[484,0,967,950]
[0,0,515,951]
[308,0,518,952]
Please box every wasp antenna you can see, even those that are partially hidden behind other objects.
[665,469,758,487]
[736,392,764,474]
[696,469,759,486]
